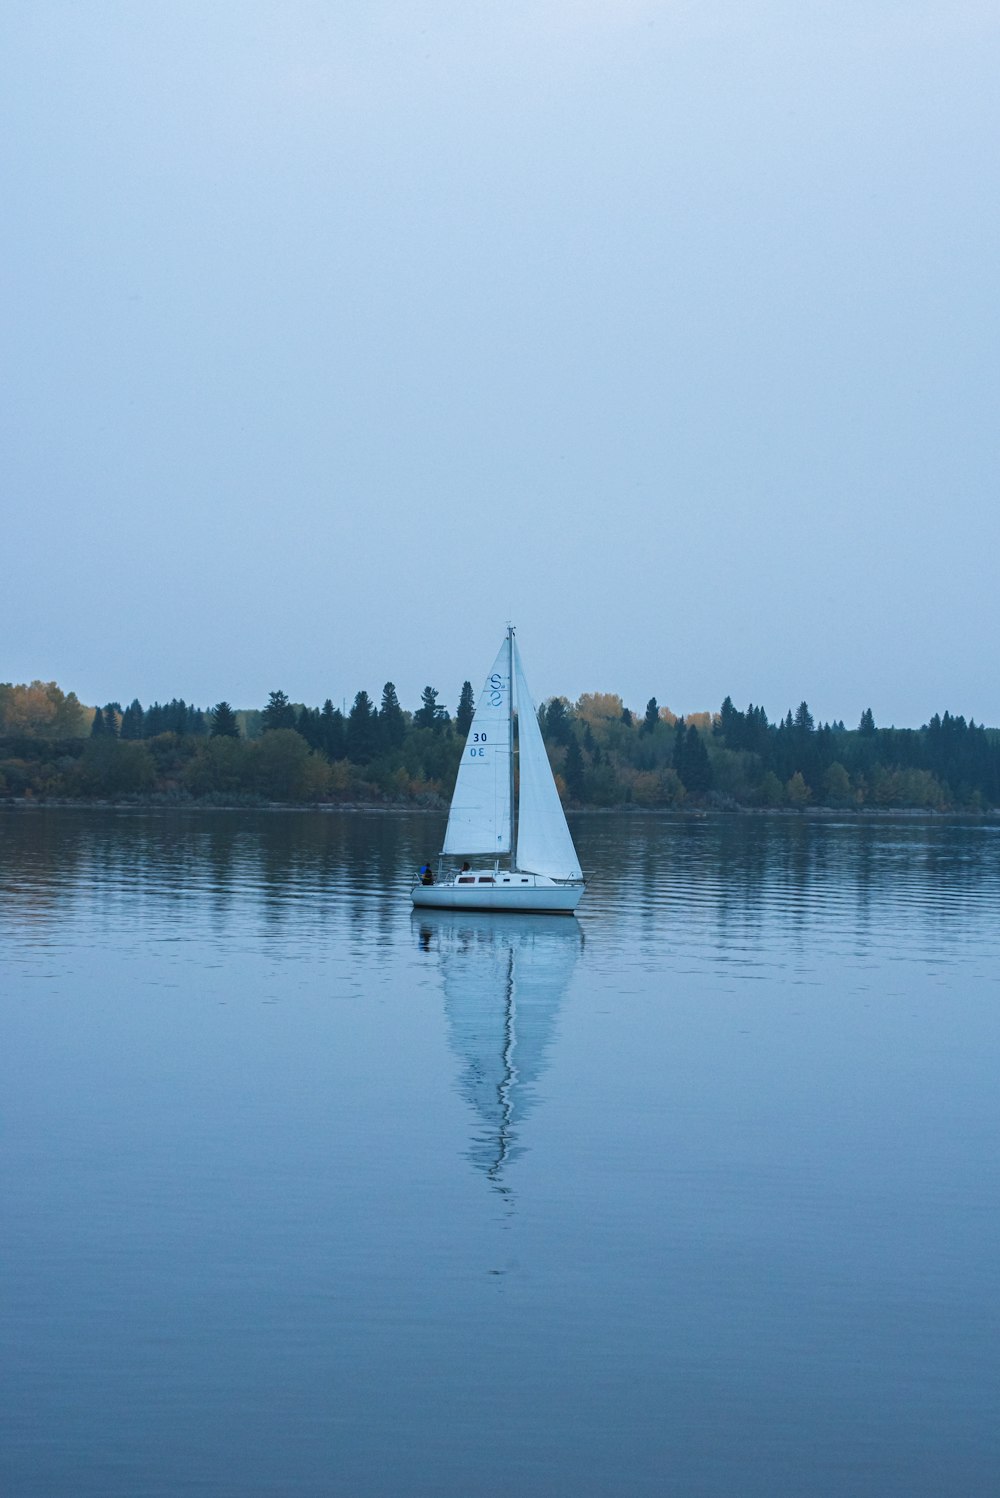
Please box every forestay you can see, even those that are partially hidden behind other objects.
[442,641,512,856]
[512,639,583,881]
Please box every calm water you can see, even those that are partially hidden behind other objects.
[2,808,999,1497]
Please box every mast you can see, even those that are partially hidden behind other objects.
[508,623,517,871]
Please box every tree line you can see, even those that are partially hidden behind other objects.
[1,678,998,810]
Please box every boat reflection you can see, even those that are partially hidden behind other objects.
[415,912,583,1194]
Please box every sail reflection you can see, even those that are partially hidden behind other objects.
[416,913,582,1192]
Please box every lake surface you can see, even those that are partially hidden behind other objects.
[2,808,999,1497]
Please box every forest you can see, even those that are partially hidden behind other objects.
[1,678,999,812]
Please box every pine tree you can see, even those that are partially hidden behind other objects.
[414,686,444,731]
[717,695,741,742]
[320,699,345,760]
[794,701,815,735]
[346,690,378,762]
[564,737,585,802]
[262,689,296,732]
[90,705,106,737]
[678,723,712,795]
[858,708,876,736]
[379,682,406,749]
[210,701,240,738]
[120,699,145,740]
[103,703,121,739]
[642,697,659,735]
[544,698,572,746]
[621,706,633,727]
[455,680,475,737]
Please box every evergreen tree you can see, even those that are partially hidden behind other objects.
[621,706,633,727]
[164,698,189,734]
[103,703,121,739]
[717,695,740,741]
[672,717,687,774]
[296,705,320,748]
[379,682,406,749]
[90,705,106,737]
[262,689,296,732]
[794,701,815,735]
[210,701,240,738]
[414,686,445,731]
[544,698,573,746]
[642,697,659,735]
[859,707,876,736]
[455,680,475,738]
[320,699,346,760]
[346,690,378,762]
[564,737,585,802]
[120,699,145,740]
[676,723,712,795]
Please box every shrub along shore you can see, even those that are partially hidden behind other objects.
[2,681,998,812]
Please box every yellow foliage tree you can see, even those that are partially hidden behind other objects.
[0,680,87,738]
[574,692,624,726]
[785,771,811,807]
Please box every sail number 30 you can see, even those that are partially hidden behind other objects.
[470,730,487,758]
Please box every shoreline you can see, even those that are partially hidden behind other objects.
[2,798,997,822]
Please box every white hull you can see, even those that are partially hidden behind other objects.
[412,877,584,914]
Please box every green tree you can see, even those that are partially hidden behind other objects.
[379,682,406,749]
[81,739,156,796]
[346,691,378,762]
[544,698,573,746]
[786,770,811,807]
[90,706,106,738]
[210,701,240,738]
[823,761,852,806]
[254,728,315,800]
[564,737,585,801]
[262,689,296,732]
[320,699,345,759]
[642,697,659,735]
[414,686,446,731]
[858,707,876,736]
[455,681,475,737]
[120,699,145,739]
[757,770,784,806]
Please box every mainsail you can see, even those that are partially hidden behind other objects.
[442,640,512,856]
[512,638,583,881]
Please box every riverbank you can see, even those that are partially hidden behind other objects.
[4,797,998,820]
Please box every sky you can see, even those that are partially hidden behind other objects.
[3,0,998,727]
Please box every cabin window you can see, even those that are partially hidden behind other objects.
[521,878,529,883]
[478,877,495,884]
[457,877,474,884]
[502,878,510,883]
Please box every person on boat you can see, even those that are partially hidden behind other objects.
[419,861,434,886]
[458,861,471,876]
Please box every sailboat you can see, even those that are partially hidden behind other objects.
[411,626,586,914]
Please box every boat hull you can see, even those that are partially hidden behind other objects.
[411,880,584,914]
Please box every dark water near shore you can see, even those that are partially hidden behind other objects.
[2,808,999,1497]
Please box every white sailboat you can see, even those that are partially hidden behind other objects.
[411,627,585,914]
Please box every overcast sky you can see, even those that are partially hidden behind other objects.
[3,1,998,726]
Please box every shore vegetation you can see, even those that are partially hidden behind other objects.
[1,679,998,812]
